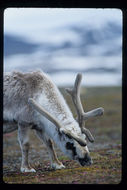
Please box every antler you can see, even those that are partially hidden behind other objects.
[28,98,87,146]
[66,73,104,143]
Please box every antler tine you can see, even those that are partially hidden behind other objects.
[66,73,94,143]
[28,98,87,146]
[83,107,104,121]
[66,73,84,124]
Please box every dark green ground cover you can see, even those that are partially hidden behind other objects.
[3,86,121,184]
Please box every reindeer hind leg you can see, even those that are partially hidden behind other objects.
[18,123,36,172]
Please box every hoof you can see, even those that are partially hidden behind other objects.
[52,163,65,170]
[20,167,36,173]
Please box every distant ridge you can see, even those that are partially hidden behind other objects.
[4,21,122,57]
[4,34,39,57]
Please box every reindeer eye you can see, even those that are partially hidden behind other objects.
[66,142,73,149]
[66,142,77,156]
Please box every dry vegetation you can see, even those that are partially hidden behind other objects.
[3,86,122,184]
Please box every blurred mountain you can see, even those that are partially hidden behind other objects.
[4,21,122,58]
[4,21,122,86]
[4,35,39,57]
[68,21,122,56]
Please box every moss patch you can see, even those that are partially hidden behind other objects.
[3,147,121,184]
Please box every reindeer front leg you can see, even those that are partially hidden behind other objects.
[18,123,36,172]
[35,130,65,170]
[47,139,65,170]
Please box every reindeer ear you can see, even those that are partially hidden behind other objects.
[60,128,87,147]
[60,128,73,139]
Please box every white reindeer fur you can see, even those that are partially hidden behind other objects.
[4,70,91,172]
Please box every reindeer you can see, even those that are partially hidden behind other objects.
[3,70,104,172]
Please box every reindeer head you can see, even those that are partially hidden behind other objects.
[28,73,104,166]
[64,73,104,166]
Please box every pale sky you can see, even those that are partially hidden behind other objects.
[4,8,122,44]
